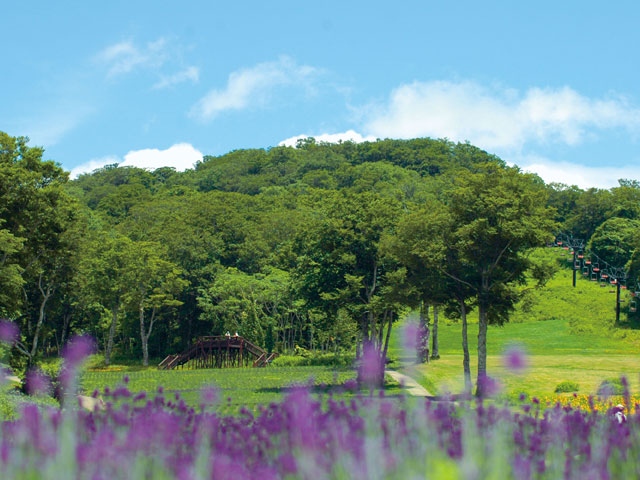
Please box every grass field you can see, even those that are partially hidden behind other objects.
[392,260,640,399]
[75,251,640,410]
[80,366,368,414]
[395,322,640,399]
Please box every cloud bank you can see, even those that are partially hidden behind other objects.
[362,80,640,152]
[280,80,640,189]
[279,130,377,147]
[71,143,202,178]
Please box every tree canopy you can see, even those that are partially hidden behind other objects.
[1,131,638,392]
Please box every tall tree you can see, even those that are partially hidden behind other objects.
[0,132,77,360]
[123,241,187,367]
[391,201,477,392]
[293,189,404,387]
[77,231,135,365]
[445,164,557,396]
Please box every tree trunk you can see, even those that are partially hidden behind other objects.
[105,305,118,366]
[381,310,393,369]
[60,308,72,351]
[30,276,53,360]
[417,302,429,363]
[460,299,472,394]
[475,303,489,398]
[140,304,157,367]
[431,305,440,359]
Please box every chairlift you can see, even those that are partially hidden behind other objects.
[600,273,609,287]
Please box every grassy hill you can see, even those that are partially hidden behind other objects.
[392,248,640,398]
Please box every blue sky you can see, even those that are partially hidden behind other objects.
[3,1,640,188]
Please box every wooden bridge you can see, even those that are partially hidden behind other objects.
[158,335,278,370]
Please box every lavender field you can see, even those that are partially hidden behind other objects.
[2,376,639,479]
[2,333,640,479]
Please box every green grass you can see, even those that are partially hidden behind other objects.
[12,248,640,411]
[392,254,640,398]
[80,366,364,414]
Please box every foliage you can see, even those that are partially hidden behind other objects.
[271,353,354,367]
[2,129,640,389]
[2,375,640,478]
[554,381,579,393]
[597,378,626,396]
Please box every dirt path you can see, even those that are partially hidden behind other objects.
[385,370,432,397]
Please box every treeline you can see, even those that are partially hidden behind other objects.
[2,131,639,390]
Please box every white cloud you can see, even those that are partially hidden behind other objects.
[190,56,320,120]
[95,38,169,77]
[510,154,639,189]
[152,66,199,89]
[120,143,202,170]
[70,156,120,178]
[362,80,640,153]
[279,130,376,147]
[70,143,202,178]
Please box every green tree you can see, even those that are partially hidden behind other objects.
[391,201,477,392]
[587,217,640,271]
[0,225,24,317]
[444,164,556,396]
[77,231,135,365]
[293,190,405,387]
[124,241,187,366]
[0,132,78,361]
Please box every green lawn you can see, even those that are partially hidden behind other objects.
[394,315,640,398]
[78,255,640,406]
[80,366,362,414]
[386,255,640,398]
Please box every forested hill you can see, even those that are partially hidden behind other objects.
[3,131,640,373]
[72,137,502,199]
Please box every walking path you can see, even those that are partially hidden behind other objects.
[385,370,432,397]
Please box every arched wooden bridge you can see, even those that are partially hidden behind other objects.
[158,336,278,370]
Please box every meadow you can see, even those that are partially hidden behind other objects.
[3,253,640,478]
[74,261,640,413]
[80,366,365,415]
[390,259,639,395]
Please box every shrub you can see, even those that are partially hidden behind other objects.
[554,381,579,393]
[271,352,354,368]
[597,378,626,396]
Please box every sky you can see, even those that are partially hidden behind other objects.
[2,1,640,189]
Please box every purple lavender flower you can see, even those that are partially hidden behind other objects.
[200,386,220,407]
[402,321,419,352]
[502,344,528,374]
[62,335,96,368]
[25,368,53,396]
[0,319,19,345]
